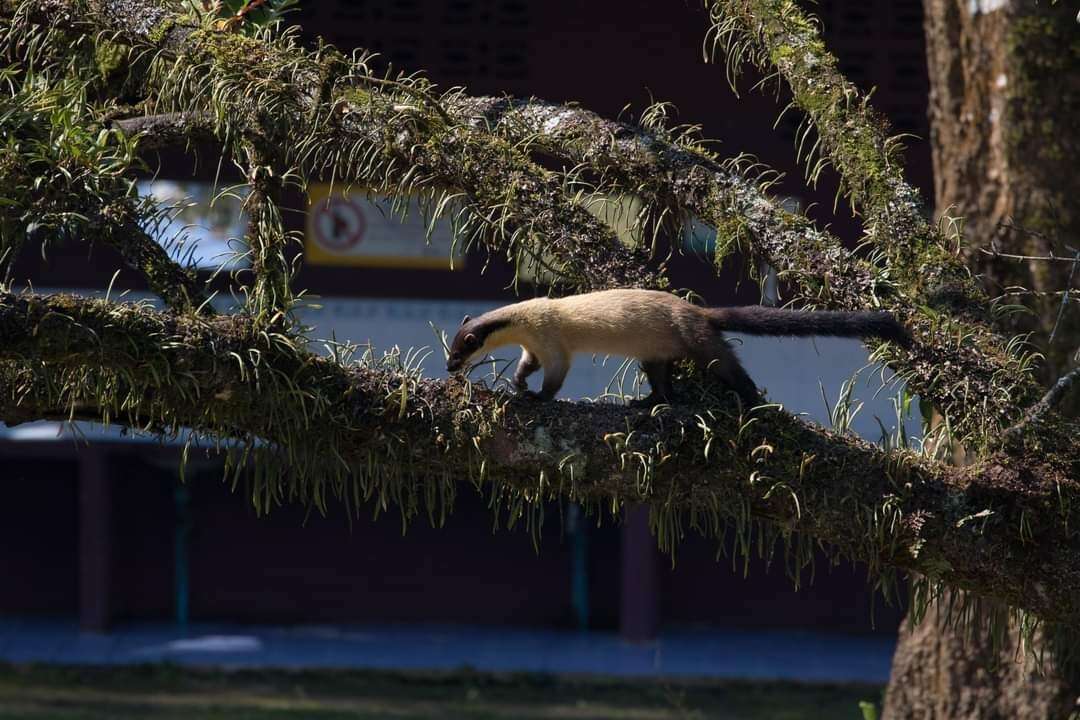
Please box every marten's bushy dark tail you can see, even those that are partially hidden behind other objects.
[709,306,911,347]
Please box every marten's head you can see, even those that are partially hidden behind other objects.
[446,314,511,373]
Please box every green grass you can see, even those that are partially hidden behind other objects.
[0,663,883,719]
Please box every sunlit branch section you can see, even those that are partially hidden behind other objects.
[705,0,977,309]
[0,80,210,313]
[112,112,217,151]
[453,95,870,303]
[2,0,664,293]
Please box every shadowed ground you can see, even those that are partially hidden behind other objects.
[0,662,882,719]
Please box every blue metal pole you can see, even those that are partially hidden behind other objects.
[568,503,589,632]
[174,483,190,629]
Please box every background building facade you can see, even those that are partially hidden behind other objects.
[0,0,931,638]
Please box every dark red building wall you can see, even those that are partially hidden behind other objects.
[0,446,902,631]
[110,456,177,620]
[1,0,926,633]
[184,475,601,626]
[661,536,904,630]
[0,459,79,615]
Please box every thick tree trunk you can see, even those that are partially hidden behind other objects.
[883,2,1080,717]
[884,593,1075,718]
[920,0,1080,375]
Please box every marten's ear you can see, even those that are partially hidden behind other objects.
[463,333,479,350]
[461,314,471,326]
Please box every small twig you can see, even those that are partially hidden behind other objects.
[989,284,1075,300]
[979,245,1080,263]
[991,288,1079,301]
[1004,364,1080,438]
[998,219,1058,246]
[1049,250,1080,344]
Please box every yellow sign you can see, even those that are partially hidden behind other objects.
[305,185,464,270]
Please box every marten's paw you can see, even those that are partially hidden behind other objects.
[629,393,672,409]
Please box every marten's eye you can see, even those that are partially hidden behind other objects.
[463,333,479,350]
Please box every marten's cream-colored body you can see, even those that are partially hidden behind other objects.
[445,289,909,404]
[481,292,695,362]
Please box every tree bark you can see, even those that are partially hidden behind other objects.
[885,596,1074,719]
[883,2,1080,717]
[921,0,1080,376]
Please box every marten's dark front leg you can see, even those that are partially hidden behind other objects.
[536,355,569,400]
[513,348,541,392]
[519,351,569,401]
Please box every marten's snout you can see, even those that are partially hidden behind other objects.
[446,330,480,373]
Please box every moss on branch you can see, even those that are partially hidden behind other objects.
[9,0,1044,439]
[19,0,664,293]
[705,0,979,310]
[239,139,296,322]
[0,80,209,314]
[0,290,1079,626]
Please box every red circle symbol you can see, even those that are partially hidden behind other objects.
[313,195,368,252]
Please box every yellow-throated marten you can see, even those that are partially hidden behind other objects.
[446,289,909,405]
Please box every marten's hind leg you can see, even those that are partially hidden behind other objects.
[535,353,570,400]
[694,340,762,407]
[638,360,674,405]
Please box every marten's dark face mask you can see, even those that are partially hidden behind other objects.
[446,316,481,373]
[446,315,510,373]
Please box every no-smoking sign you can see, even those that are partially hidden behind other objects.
[305,185,463,270]
[313,194,367,252]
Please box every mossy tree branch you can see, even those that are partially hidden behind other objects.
[110,111,217,150]
[0,80,210,314]
[4,0,664,293]
[100,79,1045,440]
[1,289,1079,626]
[239,138,295,323]
[705,0,978,310]
[9,0,1046,439]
